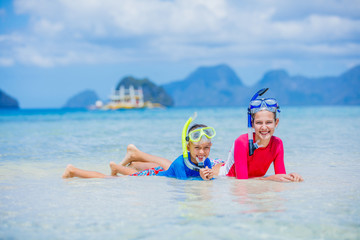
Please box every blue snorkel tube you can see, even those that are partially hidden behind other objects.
[248,88,269,156]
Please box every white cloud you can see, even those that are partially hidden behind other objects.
[0,58,14,66]
[32,19,64,36]
[1,0,359,68]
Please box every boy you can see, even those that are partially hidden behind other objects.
[63,122,216,181]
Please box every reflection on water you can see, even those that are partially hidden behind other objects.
[174,180,216,221]
[175,178,296,220]
[230,180,293,214]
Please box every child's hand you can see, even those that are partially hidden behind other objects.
[200,167,213,181]
[263,174,290,182]
[289,172,303,182]
[204,168,214,180]
[199,167,208,180]
[264,173,303,182]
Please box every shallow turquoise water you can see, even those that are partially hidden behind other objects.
[0,107,360,239]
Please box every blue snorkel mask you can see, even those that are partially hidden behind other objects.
[247,88,280,156]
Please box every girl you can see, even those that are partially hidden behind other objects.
[215,92,303,182]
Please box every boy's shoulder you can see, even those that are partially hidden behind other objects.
[173,154,185,163]
[158,154,186,178]
[170,154,186,168]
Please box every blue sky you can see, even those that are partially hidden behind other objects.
[1,0,360,108]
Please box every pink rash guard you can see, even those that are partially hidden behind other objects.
[227,134,286,179]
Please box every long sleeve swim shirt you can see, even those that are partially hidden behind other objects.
[157,154,212,180]
[226,134,286,179]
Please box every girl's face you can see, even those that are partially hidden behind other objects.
[253,110,279,141]
[187,141,212,164]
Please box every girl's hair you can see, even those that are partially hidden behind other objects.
[251,110,277,122]
[188,124,207,134]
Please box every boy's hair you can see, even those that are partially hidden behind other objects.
[188,124,207,134]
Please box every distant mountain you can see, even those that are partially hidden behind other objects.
[162,64,360,106]
[0,89,19,109]
[163,64,248,107]
[116,76,174,107]
[63,90,99,108]
[252,65,360,105]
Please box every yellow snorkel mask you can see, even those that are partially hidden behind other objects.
[182,113,216,171]
[186,127,216,142]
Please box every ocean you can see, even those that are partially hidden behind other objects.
[0,106,359,240]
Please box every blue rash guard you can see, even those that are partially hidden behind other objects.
[157,154,212,180]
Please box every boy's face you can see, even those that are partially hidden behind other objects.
[187,140,212,164]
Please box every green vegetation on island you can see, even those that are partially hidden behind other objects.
[116,76,174,107]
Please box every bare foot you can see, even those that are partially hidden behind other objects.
[119,144,139,166]
[109,161,118,176]
[62,164,75,178]
[110,161,138,176]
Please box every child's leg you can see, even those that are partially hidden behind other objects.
[120,144,172,170]
[109,162,138,176]
[62,164,107,179]
[128,162,159,171]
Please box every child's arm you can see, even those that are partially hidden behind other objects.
[234,141,249,179]
[273,139,286,174]
[266,138,303,182]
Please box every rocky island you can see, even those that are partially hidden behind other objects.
[63,76,174,109]
[0,89,20,109]
[63,90,100,109]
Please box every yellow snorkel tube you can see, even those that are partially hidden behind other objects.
[182,112,202,171]
[182,112,197,160]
